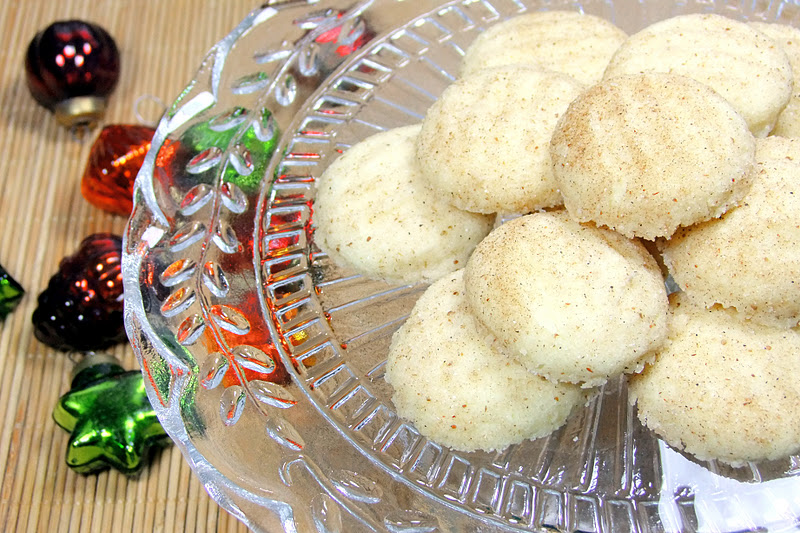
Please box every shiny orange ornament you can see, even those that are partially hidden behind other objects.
[80,124,155,216]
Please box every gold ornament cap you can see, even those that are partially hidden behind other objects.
[54,96,106,131]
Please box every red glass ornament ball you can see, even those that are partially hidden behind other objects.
[25,20,120,128]
[81,125,155,216]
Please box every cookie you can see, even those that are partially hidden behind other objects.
[630,294,800,465]
[313,125,493,283]
[604,13,792,137]
[661,136,800,328]
[416,65,584,215]
[460,11,627,85]
[750,22,800,138]
[551,72,755,239]
[464,211,668,386]
[385,270,585,452]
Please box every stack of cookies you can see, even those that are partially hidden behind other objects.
[313,11,800,464]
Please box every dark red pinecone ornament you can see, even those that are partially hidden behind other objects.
[32,233,126,351]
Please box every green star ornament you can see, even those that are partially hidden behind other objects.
[0,263,24,320]
[53,353,171,475]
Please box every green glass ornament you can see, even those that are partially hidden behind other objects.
[183,106,248,152]
[0,263,24,320]
[183,107,279,194]
[223,107,280,194]
[53,353,170,475]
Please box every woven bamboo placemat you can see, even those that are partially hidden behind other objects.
[0,1,266,531]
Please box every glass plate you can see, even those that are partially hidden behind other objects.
[122,1,800,531]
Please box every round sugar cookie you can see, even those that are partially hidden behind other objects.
[750,22,800,138]
[661,136,800,328]
[416,65,585,215]
[385,270,585,452]
[460,11,627,86]
[604,13,792,137]
[629,295,800,465]
[313,125,493,284]
[464,211,668,387]
[550,72,755,240]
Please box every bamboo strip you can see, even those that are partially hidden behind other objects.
[12,348,56,532]
[41,361,71,533]
[0,1,263,531]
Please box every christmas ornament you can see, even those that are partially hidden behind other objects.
[25,20,120,130]
[0,263,24,320]
[183,106,247,152]
[32,233,126,351]
[81,124,155,216]
[183,107,279,194]
[53,352,169,474]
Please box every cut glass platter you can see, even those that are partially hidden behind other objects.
[122,0,800,531]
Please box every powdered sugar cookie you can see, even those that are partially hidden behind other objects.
[460,11,627,86]
[464,211,668,387]
[385,270,585,452]
[416,65,584,215]
[313,125,493,284]
[551,72,755,239]
[604,13,792,137]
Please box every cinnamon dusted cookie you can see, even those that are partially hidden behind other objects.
[464,211,668,387]
[630,294,800,466]
[461,10,627,85]
[416,65,584,215]
[314,125,493,284]
[551,72,755,239]
[661,136,800,328]
[605,13,792,137]
[385,269,586,452]
[750,21,800,138]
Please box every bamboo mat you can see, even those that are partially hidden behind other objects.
[0,1,267,531]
